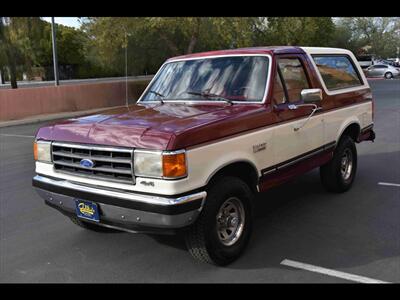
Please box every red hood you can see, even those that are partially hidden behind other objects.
[36,102,271,150]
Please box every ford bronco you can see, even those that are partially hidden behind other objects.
[33,47,375,265]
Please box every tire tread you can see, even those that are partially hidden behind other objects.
[320,135,357,193]
[185,176,253,265]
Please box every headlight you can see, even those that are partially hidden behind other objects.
[33,140,52,163]
[134,149,187,179]
[134,150,163,177]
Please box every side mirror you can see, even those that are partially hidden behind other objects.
[301,88,322,103]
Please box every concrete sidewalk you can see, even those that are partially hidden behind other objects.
[0,105,125,128]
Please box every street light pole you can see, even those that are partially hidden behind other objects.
[51,17,59,86]
[125,31,128,107]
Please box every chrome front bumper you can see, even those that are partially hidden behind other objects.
[33,175,207,233]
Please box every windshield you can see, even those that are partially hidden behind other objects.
[140,56,270,103]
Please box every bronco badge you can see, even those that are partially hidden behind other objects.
[253,142,267,153]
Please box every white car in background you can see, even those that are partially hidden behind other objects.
[365,64,400,79]
[357,55,374,69]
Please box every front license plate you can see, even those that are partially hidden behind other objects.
[75,199,100,222]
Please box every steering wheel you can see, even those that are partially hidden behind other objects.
[233,86,252,96]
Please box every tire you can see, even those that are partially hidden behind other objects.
[184,176,253,266]
[69,216,120,233]
[320,135,357,193]
[384,72,393,79]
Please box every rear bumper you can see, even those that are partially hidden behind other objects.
[33,175,207,233]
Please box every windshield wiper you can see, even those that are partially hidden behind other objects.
[148,90,165,104]
[185,90,233,105]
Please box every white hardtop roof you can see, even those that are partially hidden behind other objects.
[300,47,354,56]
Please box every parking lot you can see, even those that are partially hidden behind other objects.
[0,79,399,283]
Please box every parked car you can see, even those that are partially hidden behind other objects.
[365,64,400,79]
[32,46,375,265]
[376,59,400,68]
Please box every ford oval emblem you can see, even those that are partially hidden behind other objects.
[80,159,95,168]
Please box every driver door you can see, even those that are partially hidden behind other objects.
[271,55,324,167]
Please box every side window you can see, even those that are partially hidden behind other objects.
[313,55,363,90]
[278,58,310,103]
[272,72,287,105]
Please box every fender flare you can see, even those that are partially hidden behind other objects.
[204,159,259,187]
[335,119,361,144]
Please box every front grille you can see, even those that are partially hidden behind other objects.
[52,142,134,184]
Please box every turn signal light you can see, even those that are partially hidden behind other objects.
[33,140,52,162]
[162,152,187,178]
[33,142,38,161]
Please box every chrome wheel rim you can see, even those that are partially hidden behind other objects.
[216,197,245,246]
[341,148,353,181]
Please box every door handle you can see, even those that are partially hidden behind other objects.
[289,104,322,131]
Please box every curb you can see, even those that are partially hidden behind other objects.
[0,106,126,128]
[367,77,400,80]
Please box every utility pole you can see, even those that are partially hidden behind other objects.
[0,68,4,85]
[0,19,5,85]
[51,17,59,86]
[125,31,128,107]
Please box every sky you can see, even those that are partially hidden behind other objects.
[41,17,81,29]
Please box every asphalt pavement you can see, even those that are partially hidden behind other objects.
[0,79,399,283]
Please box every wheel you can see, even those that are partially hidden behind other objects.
[320,135,357,193]
[184,176,253,266]
[384,72,393,79]
[69,216,120,233]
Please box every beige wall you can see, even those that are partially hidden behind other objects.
[0,79,150,121]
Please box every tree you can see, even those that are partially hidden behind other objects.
[333,17,400,58]
[81,17,262,76]
[0,17,27,88]
[2,17,398,85]
[0,17,52,88]
[0,22,7,84]
[261,17,335,46]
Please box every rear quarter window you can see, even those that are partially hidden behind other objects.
[312,55,363,91]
